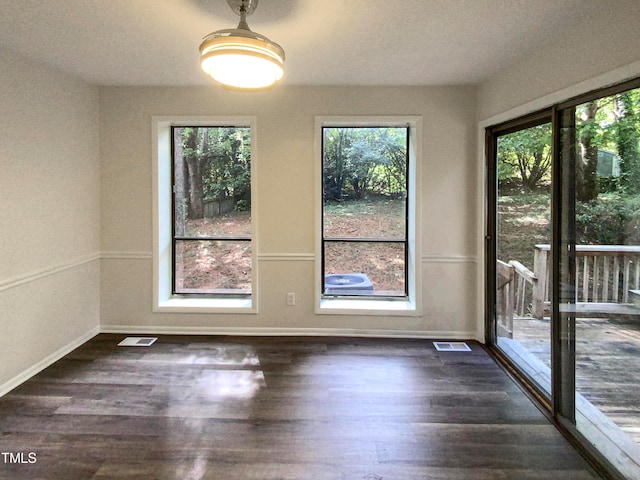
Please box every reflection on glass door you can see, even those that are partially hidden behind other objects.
[493,121,553,396]
[558,86,640,476]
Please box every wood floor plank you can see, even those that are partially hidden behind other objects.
[0,335,600,479]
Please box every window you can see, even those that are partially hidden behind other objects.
[322,126,408,297]
[153,117,256,312]
[172,126,252,296]
[316,117,421,313]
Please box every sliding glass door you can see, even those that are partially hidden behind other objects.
[556,83,640,478]
[487,114,553,399]
[487,78,640,479]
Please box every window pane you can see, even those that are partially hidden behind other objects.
[324,241,405,296]
[174,241,251,294]
[174,126,251,238]
[322,127,407,240]
[566,87,640,468]
[494,122,552,397]
[324,198,406,239]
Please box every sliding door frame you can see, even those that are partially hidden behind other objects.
[484,109,553,401]
[486,76,640,480]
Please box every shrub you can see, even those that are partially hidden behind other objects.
[576,195,640,244]
[235,199,250,212]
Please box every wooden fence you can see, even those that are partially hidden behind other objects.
[204,198,236,218]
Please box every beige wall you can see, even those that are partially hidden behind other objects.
[477,0,640,122]
[99,85,478,337]
[0,47,101,393]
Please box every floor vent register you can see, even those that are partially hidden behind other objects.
[433,341,471,352]
[118,337,158,347]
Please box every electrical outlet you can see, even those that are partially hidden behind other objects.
[286,292,295,306]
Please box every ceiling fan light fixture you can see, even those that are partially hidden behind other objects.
[199,0,285,90]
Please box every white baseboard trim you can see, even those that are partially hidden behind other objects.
[0,326,100,397]
[100,325,477,340]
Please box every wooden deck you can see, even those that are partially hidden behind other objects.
[508,315,640,443]
[497,245,640,339]
[0,335,599,480]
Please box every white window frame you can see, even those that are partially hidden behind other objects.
[152,116,258,313]
[314,116,423,316]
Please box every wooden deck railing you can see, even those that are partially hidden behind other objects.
[498,245,640,336]
[496,259,536,338]
[531,244,640,318]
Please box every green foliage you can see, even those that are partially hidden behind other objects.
[323,127,406,200]
[177,126,251,219]
[497,123,552,191]
[497,87,640,198]
[200,127,251,203]
[573,90,640,200]
[172,126,251,222]
[235,199,249,212]
[614,90,640,194]
[576,194,640,245]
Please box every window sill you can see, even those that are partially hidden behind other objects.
[318,297,419,316]
[155,296,255,314]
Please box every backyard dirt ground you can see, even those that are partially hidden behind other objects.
[176,199,406,292]
[497,192,551,269]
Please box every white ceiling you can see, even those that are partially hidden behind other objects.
[0,0,608,87]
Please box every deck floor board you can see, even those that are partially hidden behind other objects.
[512,315,640,444]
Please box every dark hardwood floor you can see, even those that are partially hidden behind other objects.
[0,335,600,479]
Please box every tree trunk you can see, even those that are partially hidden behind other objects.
[173,128,186,236]
[578,101,599,202]
[184,129,204,219]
